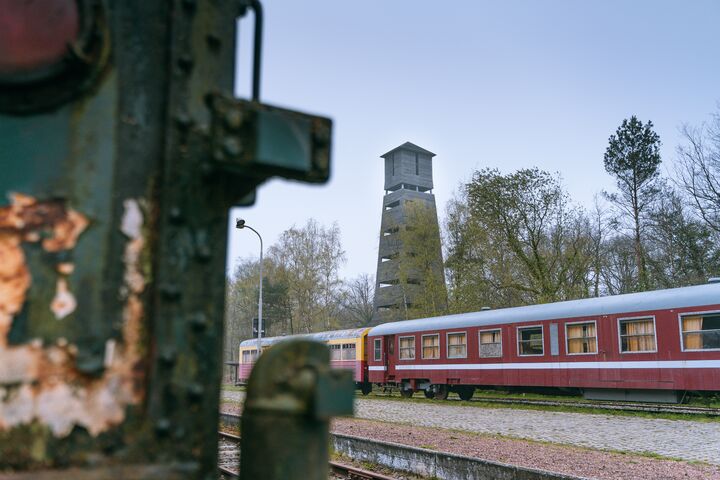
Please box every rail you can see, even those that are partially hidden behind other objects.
[218,429,398,480]
[218,413,586,480]
[363,392,720,416]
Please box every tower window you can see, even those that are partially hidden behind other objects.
[415,153,419,175]
[392,153,395,176]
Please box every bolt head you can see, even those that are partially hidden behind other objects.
[222,137,242,157]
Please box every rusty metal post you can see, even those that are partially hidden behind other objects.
[0,1,332,477]
[240,340,355,480]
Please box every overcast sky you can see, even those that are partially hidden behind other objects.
[226,0,720,281]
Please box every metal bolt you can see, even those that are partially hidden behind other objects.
[160,348,177,366]
[199,161,215,177]
[195,231,212,262]
[169,206,183,223]
[160,283,182,300]
[188,383,204,400]
[212,148,225,162]
[195,245,211,262]
[206,34,221,51]
[189,312,209,331]
[222,137,242,157]
[174,112,193,130]
[155,418,172,436]
[177,54,194,73]
[75,355,105,376]
[313,121,331,148]
[224,109,243,130]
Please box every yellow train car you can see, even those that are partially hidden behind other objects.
[237,328,371,388]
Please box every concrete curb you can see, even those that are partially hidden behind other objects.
[220,413,588,479]
[332,433,589,480]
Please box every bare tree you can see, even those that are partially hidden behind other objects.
[268,219,346,333]
[337,274,375,328]
[645,185,720,288]
[676,107,720,234]
[588,196,613,297]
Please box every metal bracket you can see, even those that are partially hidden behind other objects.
[206,93,332,202]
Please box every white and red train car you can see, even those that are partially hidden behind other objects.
[366,282,720,402]
[238,327,371,390]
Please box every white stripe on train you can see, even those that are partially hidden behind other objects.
[368,359,720,372]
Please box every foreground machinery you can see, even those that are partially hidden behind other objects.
[0,1,351,478]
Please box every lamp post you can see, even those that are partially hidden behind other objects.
[236,218,263,361]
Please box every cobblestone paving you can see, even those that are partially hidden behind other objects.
[353,398,720,465]
[221,390,720,465]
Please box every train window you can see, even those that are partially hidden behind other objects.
[681,313,720,350]
[422,334,439,359]
[329,344,342,361]
[479,329,502,358]
[618,317,656,353]
[241,349,258,364]
[566,321,597,354]
[374,338,382,361]
[341,343,356,360]
[399,336,415,360]
[447,332,467,358]
[518,326,544,356]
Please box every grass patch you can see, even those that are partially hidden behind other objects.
[221,384,246,392]
[360,389,720,423]
[331,451,429,479]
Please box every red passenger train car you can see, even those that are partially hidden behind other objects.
[366,282,720,402]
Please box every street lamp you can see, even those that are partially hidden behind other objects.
[236,218,263,362]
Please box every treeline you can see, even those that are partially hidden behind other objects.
[224,107,720,370]
[446,110,720,311]
[223,219,375,366]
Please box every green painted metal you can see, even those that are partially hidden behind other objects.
[208,94,332,203]
[240,340,354,480]
[0,0,333,477]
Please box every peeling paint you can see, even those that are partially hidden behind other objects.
[120,199,142,239]
[0,194,147,438]
[56,262,75,275]
[50,278,77,320]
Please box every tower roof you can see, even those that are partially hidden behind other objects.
[380,141,436,159]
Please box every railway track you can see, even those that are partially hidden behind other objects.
[217,427,399,479]
[365,391,720,416]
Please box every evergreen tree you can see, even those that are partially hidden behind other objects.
[603,116,661,291]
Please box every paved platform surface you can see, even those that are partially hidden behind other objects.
[353,398,720,465]
[221,390,720,465]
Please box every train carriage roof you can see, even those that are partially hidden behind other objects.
[239,327,368,348]
[368,282,720,337]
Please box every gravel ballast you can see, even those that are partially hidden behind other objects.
[332,418,720,480]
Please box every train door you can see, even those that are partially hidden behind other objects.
[384,334,396,380]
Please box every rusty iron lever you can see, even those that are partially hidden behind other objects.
[240,339,355,480]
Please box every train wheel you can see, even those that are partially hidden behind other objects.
[457,386,475,401]
[360,382,372,395]
[433,385,449,401]
[423,389,434,399]
[400,388,414,399]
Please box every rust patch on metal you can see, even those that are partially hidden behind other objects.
[0,193,147,437]
[0,232,31,347]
